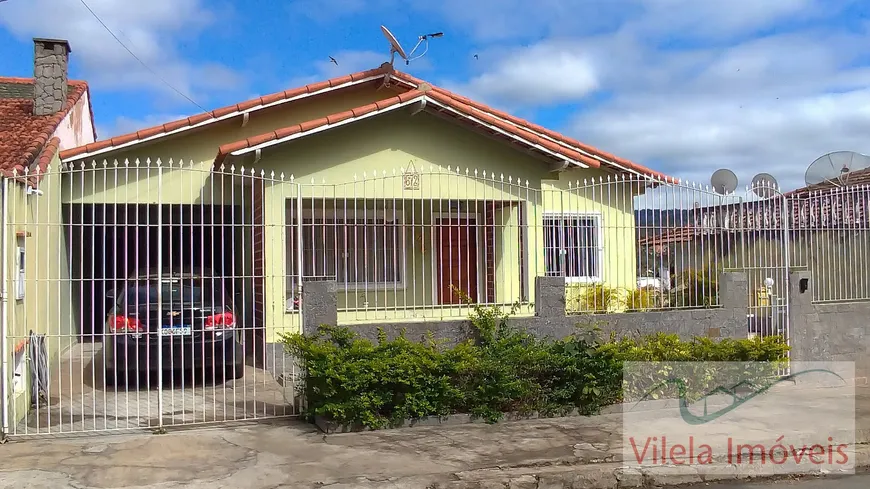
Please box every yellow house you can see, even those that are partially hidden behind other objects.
[53,63,672,341]
[2,54,673,435]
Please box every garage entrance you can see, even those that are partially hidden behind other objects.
[64,203,253,339]
[2,164,302,438]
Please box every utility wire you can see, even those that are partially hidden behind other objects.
[77,0,209,113]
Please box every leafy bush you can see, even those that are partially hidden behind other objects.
[600,332,790,403]
[625,287,661,311]
[567,284,623,313]
[284,316,790,430]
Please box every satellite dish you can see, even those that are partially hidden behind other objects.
[805,151,870,187]
[380,25,443,66]
[750,173,778,198]
[711,168,738,195]
[381,25,408,65]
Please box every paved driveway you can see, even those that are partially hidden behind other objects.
[12,341,298,435]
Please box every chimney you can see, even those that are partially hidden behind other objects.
[32,38,71,116]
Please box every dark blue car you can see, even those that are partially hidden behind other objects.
[103,268,245,386]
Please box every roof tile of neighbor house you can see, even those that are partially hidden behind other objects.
[59,64,672,180]
[0,77,92,177]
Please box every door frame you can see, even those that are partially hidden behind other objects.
[430,212,484,305]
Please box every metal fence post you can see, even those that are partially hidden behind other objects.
[296,182,304,329]
[155,160,164,428]
[0,177,9,439]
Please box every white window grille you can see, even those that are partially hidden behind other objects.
[286,207,404,301]
[543,213,602,283]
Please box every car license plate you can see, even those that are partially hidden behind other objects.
[160,325,191,336]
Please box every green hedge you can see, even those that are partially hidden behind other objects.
[283,304,789,430]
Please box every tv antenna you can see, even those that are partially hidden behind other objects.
[380,25,442,66]
[710,168,738,195]
[750,172,779,199]
[805,151,870,187]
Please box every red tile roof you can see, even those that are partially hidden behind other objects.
[0,77,91,177]
[638,226,698,247]
[214,90,425,166]
[58,68,390,161]
[17,136,61,186]
[61,63,671,180]
[393,71,666,179]
[213,88,631,172]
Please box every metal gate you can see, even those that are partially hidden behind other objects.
[734,186,792,374]
[634,178,792,366]
[1,161,302,437]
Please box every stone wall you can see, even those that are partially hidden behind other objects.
[300,273,751,345]
[789,270,870,380]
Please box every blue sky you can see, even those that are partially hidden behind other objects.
[2,0,870,190]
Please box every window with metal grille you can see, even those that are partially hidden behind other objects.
[543,214,601,281]
[297,216,402,286]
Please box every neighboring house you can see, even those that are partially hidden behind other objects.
[638,173,870,304]
[0,38,97,426]
[51,61,671,353]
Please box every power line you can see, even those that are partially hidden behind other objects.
[76,0,209,113]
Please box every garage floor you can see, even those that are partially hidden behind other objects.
[14,342,298,435]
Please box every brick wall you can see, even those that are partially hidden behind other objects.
[252,179,265,328]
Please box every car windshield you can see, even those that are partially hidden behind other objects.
[122,278,231,308]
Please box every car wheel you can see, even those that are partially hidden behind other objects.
[229,363,245,380]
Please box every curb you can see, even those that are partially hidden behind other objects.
[314,444,870,488]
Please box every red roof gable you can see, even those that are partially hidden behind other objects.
[59,68,389,161]
[59,63,671,180]
[0,77,91,175]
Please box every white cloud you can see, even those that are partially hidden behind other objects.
[420,0,870,191]
[0,0,245,102]
[567,26,870,191]
[445,42,598,106]
[616,0,826,41]
[350,0,849,43]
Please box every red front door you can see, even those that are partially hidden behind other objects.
[437,218,478,304]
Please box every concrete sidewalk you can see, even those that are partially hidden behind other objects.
[3,415,621,488]
[2,387,870,488]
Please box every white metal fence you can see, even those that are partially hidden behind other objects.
[2,161,301,437]
[787,185,870,303]
[1,159,864,436]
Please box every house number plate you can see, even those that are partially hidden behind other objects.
[403,172,420,190]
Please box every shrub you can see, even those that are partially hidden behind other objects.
[284,325,464,429]
[567,284,623,313]
[599,332,790,403]
[625,287,661,311]
[284,316,790,430]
